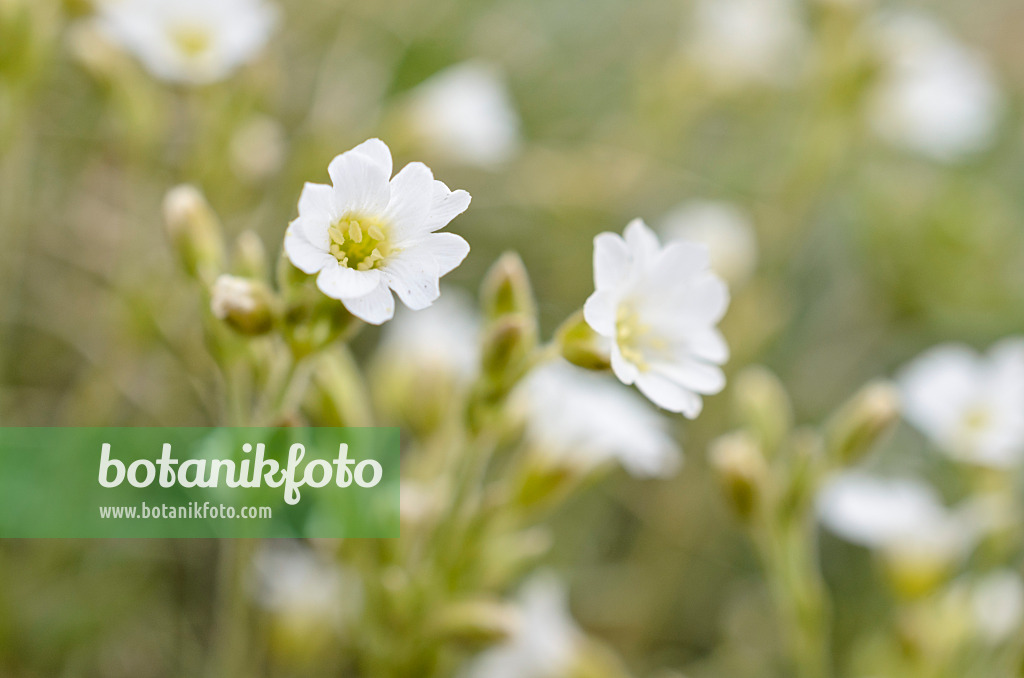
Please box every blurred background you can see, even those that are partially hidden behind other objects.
[2,0,1024,676]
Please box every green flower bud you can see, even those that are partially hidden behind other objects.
[479,313,537,397]
[556,310,611,371]
[709,431,768,521]
[480,252,536,321]
[232,229,269,280]
[210,275,277,336]
[163,185,225,285]
[825,380,901,466]
[429,599,520,646]
[733,366,792,456]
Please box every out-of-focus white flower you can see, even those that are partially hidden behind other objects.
[284,138,471,325]
[660,200,758,285]
[971,570,1024,644]
[687,0,806,89]
[519,360,681,478]
[583,219,729,417]
[817,472,976,564]
[248,541,350,631]
[898,339,1024,468]
[867,11,1003,162]
[463,574,581,678]
[405,61,521,168]
[94,0,278,85]
[377,291,480,380]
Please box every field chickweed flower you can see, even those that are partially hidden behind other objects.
[464,574,581,678]
[519,361,681,478]
[971,570,1024,644]
[688,0,806,89]
[376,292,480,380]
[898,340,1024,468]
[94,0,278,85]
[584,219,729,417]
[867,11,1002,161]
[405,61,521,168]
[661,200,758,285]
[284,139,471,325]
[817,472,979,589]
[248,542,349,633]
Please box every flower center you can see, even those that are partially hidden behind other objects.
[328,216,391,271]
[616,306,668,371]
[170,24,213,58]
[962,406,992,434]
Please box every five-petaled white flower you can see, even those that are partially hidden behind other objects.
[405,61,521,168]
[660,200,759,286]
[284,139,471,325]
[688,0,807,89]
[898,339,1024,468]
[463,574,582,678]
[583,219,730,417]
[816,472,978,565]
[95,0,278,85]
[519,360,682,478]
[867,11,1003,162]
[248,541,353,632]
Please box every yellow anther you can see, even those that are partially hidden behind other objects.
[348,221,363,243]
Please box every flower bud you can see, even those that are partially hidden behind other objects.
[733,366,792,455]
[232,229,268,280]
[429,599,520,646]
[709,431,768,521]
[163,185,225,284]
[480,252,536,321]
[479,314,537,396]
[825,380,901,465]
[556,310,611,371]
[210,275,276,335]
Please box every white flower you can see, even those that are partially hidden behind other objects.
[867,11,1003,161]
[284,138,471,325]
[816,472,975,562]
[583,219,730,417]
[247,542,350,630]
[519,360,681,478]
[898,339,1024,467]
[687,0,807,89]
[971,570,1024,644]
[660,200,758,285]
[376,291,481,380]
[463,574,581,678]
[94,0,278,85]
[406,61,521,168]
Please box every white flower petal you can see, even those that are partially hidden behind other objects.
[422,181,472,233]
[593,232,630,290]
[384,162,437,241]
[583,289,618,337]
[681,275,730,325]
[610,345,639,385]
[327,147,391,215]
[341,283,395,325]
[623,218,661,262]
[382,251,441,311]
[654,360,726,395]
[316,264,382,300]
[635,371,703,417]
[408,231,470,276]
[348,138,393,178]
[284,227,333,274]
[297,182,338,222]
[689,328,730,364]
